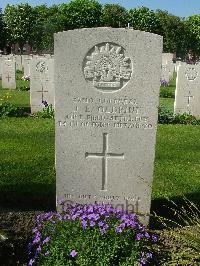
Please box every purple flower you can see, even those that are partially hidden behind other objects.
[44,251,49,256]
[42,236,50,245]
[28,258,35,266]
[139,258,146,265]
[152,234,158,243]
[42,100,48,107]
[33,231,41,244]
[115,226,123,233]
[98,221,105,227]
[70,249,78,257]
[90,220,95,227]
[81,220,87,229]
[147,252,153,259]
[136,233,143,241]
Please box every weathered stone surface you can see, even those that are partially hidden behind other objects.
[162,53,174,64]
[30,58,54,113]
[174,64,200,117]
[55,28,162,222]
[2,59,16,89]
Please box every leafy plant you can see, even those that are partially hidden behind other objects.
[158,105,174,124]
[154,199,200,265]
[0,92,27,117]
[160,88,174,98]
[34,101,54,118]
[158,105,200,125]
[28,203,158,266]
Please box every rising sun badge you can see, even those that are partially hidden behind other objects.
[83,43,132,92]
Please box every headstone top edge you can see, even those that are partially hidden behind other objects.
[54,27,163,40]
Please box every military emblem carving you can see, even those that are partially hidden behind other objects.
[185,67,198,81]
[83,43,132,91]
[36,61,48,74]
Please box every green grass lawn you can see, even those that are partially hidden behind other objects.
[0,118,55,211]
[0,70,199,213]
[0,118,199,212]
[159,72,176,111]
[0,71,30,108]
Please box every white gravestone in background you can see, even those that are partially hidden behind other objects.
[15,55,23,71]
[2,59,16,89]
[55,28,162,223]
[30,58,54,113]
[161,64,170,83]
[174,64,200,117]
[23,58,32,76]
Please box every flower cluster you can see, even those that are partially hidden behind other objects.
[21,75,30,81]
[42,100,48,107]
[28,203,158,265]
[160,79,169,87]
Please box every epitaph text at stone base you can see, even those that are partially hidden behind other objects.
[55,28,162,223]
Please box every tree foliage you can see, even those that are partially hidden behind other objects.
[155,10,189,57]
[100,4,128,28]
[128,7,161,33]
[4,3,36,51]
[0,8,6,50]
[0,1,199,57]
[59,0,102,30]
[186,15,200,57]
[32,5,63,52]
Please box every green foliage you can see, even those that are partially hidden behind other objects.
[0,8,7,50]
[186,15,200,59]
[0,118,55,209]
[101,4,128,28]
[155,199,200,265]
[158,105,174,124]
[30,205,156,266]
[128,7,161,33]
[4,3,36,51]
[59,0,102,30]
[160,88,174,98]
[33,5,63,53]
[155,10,188,57]
[158,105,200,125]
[34,104,54,118]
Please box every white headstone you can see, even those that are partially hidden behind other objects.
[30,58,54,113]
[15,55,23,71]
[162,53,174,64]
[161,64,170,83]
[174,64,200,117]
[23,58,32,76]
[2,59,16,89]
[55,28,162,223]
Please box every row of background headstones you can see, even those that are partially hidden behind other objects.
[0,53,199,117]
[0,54,55,112]
[161,53,200,118]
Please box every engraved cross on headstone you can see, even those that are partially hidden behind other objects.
[85,133,124,191]
[37,84,48,102]
[6,74,11,82]
[185,91,194,106]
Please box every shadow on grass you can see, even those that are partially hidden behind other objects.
[0,183,56,212]
[150,191,200,229]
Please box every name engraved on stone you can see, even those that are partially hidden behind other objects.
[36,61,48,73]
[85,133,124,191]
[185,67,198,81]
[83,43,132,92]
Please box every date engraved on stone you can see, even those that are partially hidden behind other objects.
[185,67,198,81]
[83,43,132,92]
